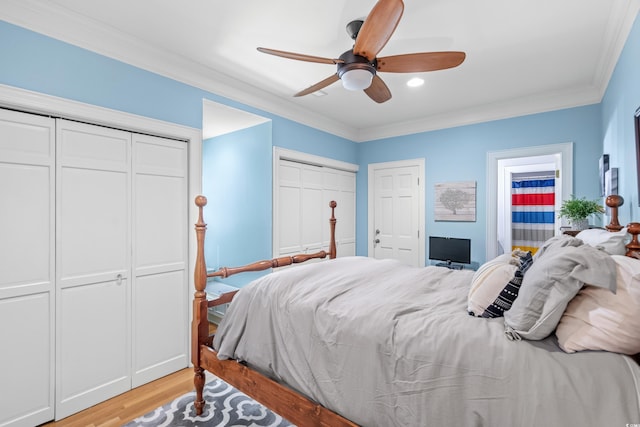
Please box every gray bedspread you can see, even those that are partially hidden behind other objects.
[214,256,640,427]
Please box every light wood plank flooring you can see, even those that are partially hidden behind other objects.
[41,368,195,427]
[41,324,219,427]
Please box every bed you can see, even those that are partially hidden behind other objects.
[192,194,640,426]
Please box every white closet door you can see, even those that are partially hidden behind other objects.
[277,159,356,258]
[323,168,356,256]
[131,134,187,387]
[0,110,55,427]
[55,120,131,419]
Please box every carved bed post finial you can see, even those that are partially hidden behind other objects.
[605,194,624,232]
[329,201,337,259]
[626,222,640,258]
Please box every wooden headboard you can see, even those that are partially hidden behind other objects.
[605,195,640,258]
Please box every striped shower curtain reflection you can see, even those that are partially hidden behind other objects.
[511,171,555,254]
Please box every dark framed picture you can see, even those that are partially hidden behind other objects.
[636,107,640,205]
[599,154,609,197]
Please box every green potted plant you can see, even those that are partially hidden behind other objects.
[559,195,605,230]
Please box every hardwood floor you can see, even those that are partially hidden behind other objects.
[41,368,195,427]
[41,324,218,427]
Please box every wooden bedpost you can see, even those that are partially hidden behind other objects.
[626,222,640,258]
[605,194,624,232]
[192,195,209,415]
[329,201,337,259]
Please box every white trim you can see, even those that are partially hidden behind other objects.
[3,0,637,142]
[0,83,202,365]
[274,147,359,173]
[272,147,359,258]
[486,142,573,259]
[367,159,426,266]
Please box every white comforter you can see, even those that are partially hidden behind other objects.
[214,256,640,427]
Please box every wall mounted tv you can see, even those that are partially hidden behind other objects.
[429,236,471,269]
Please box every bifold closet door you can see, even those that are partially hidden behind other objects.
[131,134,188,387]
[0,109,55,427]
[55,119,132,420]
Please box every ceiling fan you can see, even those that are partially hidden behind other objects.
[257,0,466,104]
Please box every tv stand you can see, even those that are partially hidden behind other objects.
[435,261,464,270]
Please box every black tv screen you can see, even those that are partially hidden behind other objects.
[429,236,471,265]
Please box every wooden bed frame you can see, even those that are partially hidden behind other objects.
[192,195,356,426]
[191,193,639,426]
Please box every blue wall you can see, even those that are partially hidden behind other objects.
[601,13,640,225]
[2,14,640,271]
[356,105,603,264]
[202,123,273,285]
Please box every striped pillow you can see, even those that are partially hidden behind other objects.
[467,251,533,318]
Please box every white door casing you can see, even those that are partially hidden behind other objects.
[368,159,425,267]
[0,84,199,425]
[486,142,573,260]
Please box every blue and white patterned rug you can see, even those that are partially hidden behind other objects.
[124,378,294,427]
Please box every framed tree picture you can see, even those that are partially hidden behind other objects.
[434,181,476,221]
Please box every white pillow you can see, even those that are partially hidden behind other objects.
[556,254,640,355]
[467,251,532,318]
[575,227,628,256]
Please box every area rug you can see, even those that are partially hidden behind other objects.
[124,378,294,427]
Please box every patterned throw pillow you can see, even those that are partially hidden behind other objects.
[467,251,533,318]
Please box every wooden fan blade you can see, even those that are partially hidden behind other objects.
[294,74,340,97]
[257,47,343,65]
[364,75,392,103]
[353,0,404,61]
[377,51,466,73]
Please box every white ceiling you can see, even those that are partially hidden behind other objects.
[2,0,639,141]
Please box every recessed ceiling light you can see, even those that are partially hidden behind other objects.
[407,77,425,88]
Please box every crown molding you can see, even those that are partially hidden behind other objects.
[0,0,357,141]
[357,85,602,142]
[1,0,637,143]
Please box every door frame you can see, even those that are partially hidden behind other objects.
[486,142,573,259]
[0,83,202,362]
[367,159,425,265]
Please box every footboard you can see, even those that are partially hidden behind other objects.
[191,195,354,426]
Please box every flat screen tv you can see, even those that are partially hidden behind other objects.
[429,236,471,267]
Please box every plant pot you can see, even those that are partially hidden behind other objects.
[569,218,589,231]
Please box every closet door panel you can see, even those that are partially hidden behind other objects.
[58,168,129,281]
[132,135,187,387]
[57,278,129,416]
[0,292,53,426]
[0,109,54,427]
[0,163,52,297]
[55,120,131,420]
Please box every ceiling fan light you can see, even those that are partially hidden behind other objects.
[341,69,374,91]
[407,77,424,88]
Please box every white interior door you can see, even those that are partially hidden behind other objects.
[369,160,424,267]
[0,109,55,427]
[55,119,132,419]
[131,134,188,387]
